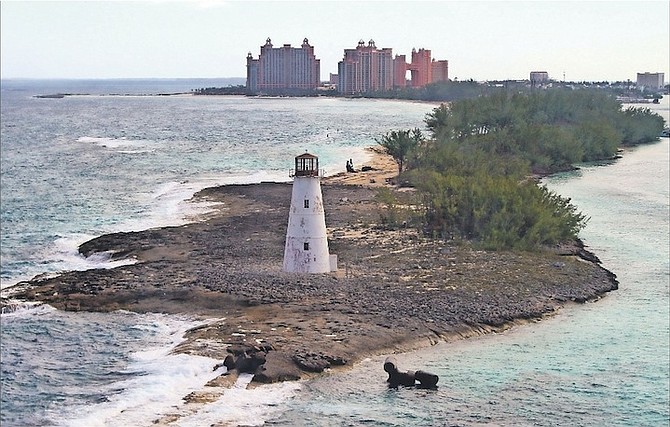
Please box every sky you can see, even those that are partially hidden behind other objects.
[1,1,668,82]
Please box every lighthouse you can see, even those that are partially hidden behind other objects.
[283,152,335,273]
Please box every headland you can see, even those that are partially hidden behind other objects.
[1,148,618,402]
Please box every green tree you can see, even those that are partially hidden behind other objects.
[376,128,424,175]
[422,89,664,175]
[425,104,450,138]
[414,167,588,249]
[397,88,663,250]
[617,107,665,145]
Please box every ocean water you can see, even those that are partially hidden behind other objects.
[1,79,433,287]
[1,80,668,426]
[273,124,670,426]
[0,79,436,426]
[271,98,670,427]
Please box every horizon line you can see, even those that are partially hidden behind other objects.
[2,76,667,84]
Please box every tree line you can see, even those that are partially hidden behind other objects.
[377,88,665,250]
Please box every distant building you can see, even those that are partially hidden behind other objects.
[246,38,321,93]
[408,48,433,87]
[530,71,549,87]
[393,54,408,87]
[431,59,449,83]
[636,72,665,90]
[329,73,339,85]
[338,40,394,95]
[339,40,449,94]
[395,48,449,87]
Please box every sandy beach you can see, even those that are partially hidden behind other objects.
[2,147,618,416]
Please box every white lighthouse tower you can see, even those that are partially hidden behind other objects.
[283,152,334,273]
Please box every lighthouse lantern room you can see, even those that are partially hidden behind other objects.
[293,153,319,177]
[283,152,335,273]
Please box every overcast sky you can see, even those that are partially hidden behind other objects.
[1,1,668,82]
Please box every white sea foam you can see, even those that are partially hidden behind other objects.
[118,170,292,232]
[0,171,291,291]
[0,235,138,290]
[28,302,301,427]
[0,299,55,316]
[176,374,302,427]
[51,234,139,269]
[58,314,227,427]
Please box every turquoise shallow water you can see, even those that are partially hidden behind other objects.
[1,80,668,426]
[270,99,670,426]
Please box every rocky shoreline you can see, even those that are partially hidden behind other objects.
[1,152,618,393]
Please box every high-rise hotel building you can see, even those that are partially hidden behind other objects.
[409,48,433,87]
[431,60,449,84]
[338,41,448,95]
[246,38,321,93]
[338,40,394,95]
[245,38,449,95]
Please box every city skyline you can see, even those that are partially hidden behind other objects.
[245,37,450,94]
[1,1,668,83]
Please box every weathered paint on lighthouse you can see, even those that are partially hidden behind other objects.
[283,153,332,273]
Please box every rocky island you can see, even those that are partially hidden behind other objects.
[1,149,618,398]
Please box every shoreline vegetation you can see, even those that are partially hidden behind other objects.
[3,88,664,419]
